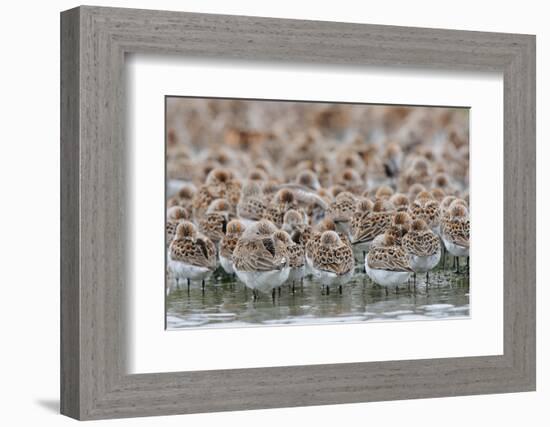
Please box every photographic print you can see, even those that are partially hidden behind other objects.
[165,97,470,329]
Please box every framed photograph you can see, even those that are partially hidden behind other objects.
[61,6,536,420]
[164,97,472,330]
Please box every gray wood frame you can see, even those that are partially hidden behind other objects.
[60,5,536,420]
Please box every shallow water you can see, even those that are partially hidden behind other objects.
[166,267,470,329]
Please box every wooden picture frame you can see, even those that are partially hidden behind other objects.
[60,5,536,420]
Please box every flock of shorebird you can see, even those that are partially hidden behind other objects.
[165,103,469,300]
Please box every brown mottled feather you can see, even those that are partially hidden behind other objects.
[442,217,470,248]
[408,199,440,228]
[169,234,217,270]
[367,246,413,272]
[198,213,229,242]
[307,231,354,276]
[310,242,354,276]
[166,221,180,246]
[287,243,305,269]
[233,236,288,272]
[237,197,266,220]
[327,196,356,222]
[351,212,393,243]
[220,234,240,259]
[402,230,441,256]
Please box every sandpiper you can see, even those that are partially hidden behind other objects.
[399,157,431,191]
[263,188,298,228]
[408,191,440,233]
[430,188,446,203]
[432,172,456,196]
[233,220,290,298]
[219,219,246,275]
[374,185,394,200]
[236,180,267,227]
[365,233,413,294]
[350,199,395,264]
[306,230,355,294]
[167,183,196,210]
[168,221,217,291]
[282,209,312,245]
[192,168,241,218]
[407,183,427,202]
[295,169,321,191]
[402,218,441,285]
[441,202,470,273]
[334,168,364,195]
[389,193,410,212]
[305,217,351,262]
[391,211,412,240]
[382,142,403,181]
[198,198,233,245]
[166,206,189,247]
[327,191,356,238]
[273,230,306,292]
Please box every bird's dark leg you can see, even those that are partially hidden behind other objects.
[292,281,295,293]
[385,287,389,296]
[202,279,205,291]
[339,285,342,294]
[301,277,304,291]
[455,257,460,274]
[278,286,281,296]
[426,271,430,291]
[326,285,330,295]
[466,257,470,274]
[362,251,366,273]
[175,277,180,290]
[187,278,190,292]
[272,288,276,301]
[413,273,417,288]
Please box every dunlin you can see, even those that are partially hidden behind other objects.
[168,221,217,290]
[441,202,470,273]
[327,191,356,238]
[282,209,312,245]
[295,169,321,191]
[382,142,403,180]
[236,181,266,227]
[402,218,441,285]
[263,188,298,228]
[389,193,410,212]
[198,198,233,244]
[365,233,413,294]
[306,230,355,294]
[408,191,440,233]
[192,168,241,218]
[374,185,394,200]
[166,206,189,247]
[233,220,290,298]
[219,219,246,275]
[273,230,306,292]
[350,199,395,259]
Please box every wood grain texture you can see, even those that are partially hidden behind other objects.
[60,5,536,420]
[60,7,80,419]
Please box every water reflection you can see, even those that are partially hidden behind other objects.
[166,269,469,329]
